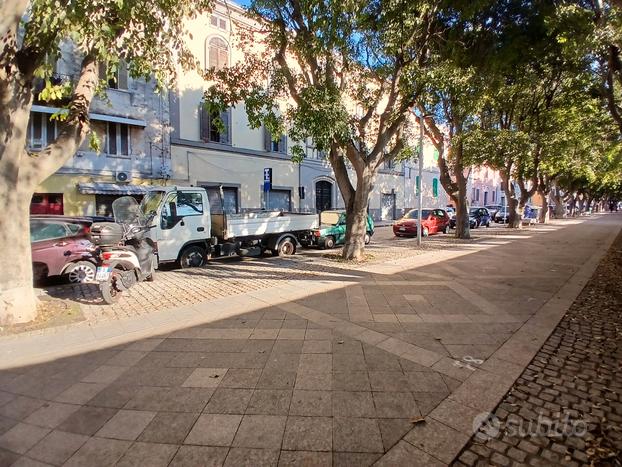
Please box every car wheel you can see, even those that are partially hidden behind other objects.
[486,221,491,228]
[443,225,450,234]
[364,233,371,245]
[323,236,336,249]
[274,237,297,256]
[422,227,429,237]
[66,261,96,283]
[180,245,207,268]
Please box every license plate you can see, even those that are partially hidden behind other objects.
[96,266,112,281]
[399,227,406,231]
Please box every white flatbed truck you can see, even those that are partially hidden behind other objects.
[140,186,319,267]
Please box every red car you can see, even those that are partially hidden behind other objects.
[393,208,451,237]
[31,216,98,283]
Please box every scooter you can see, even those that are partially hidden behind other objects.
[90,196,157,304]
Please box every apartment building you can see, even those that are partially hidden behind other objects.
[168,1,448,220]
[29,44,171,217]
[31,1,448,221]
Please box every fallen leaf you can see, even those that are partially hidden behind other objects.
[410,417,425,424]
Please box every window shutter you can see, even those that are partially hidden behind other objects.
[200,104,210,142]
[208,46,218,69]
[432,178,438,198]
[264,127,272,152]
[218,48,228,70]
[220,110,230,144]
[416,176,420,195]
[279,135,287,154]
[118,61,128,90]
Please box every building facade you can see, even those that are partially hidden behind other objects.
[29,43,171,217]
[31,1,448,221]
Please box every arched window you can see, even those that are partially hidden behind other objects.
[207,37,228,71]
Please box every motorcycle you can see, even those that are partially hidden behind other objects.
[90,196,157,304]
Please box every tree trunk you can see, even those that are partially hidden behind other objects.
[553,188,566,218]
[342,169,373,260]
[0,55,98,324]
[0,61,38,324]
[453,172,470,239]
[538,188,550,223]
[500,169,521,228]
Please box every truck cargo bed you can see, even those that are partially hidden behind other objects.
[212,211,319,240]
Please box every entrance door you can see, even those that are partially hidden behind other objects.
[315,181,332,212]
[381,193,396,221]
[483,191,488,205]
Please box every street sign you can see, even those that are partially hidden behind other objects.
[263,168,272,192]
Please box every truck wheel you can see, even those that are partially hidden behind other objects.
[364,233,371,245]
[273,238,296,256]
[323,236,335,249]
[180,246,207,268]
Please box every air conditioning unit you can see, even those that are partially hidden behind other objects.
[115,171,130,183]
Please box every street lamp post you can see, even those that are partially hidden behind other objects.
[417,113,424,246]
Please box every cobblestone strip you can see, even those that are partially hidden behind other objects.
[453,231,622,467]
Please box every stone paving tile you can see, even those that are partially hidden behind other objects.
[57,406,117,436]
[332,417,384,453]
[96,409,156,440]
[246,389,292,416]
[232,415,287,449]
[282,416,332,451]
[115,441,178,467]
[23,402,80,429]
[26,430,89,465]
[224,447,280,466]
[138,412,198,444]
[0,423,50,454]
[184,413,242,446]
[168,445,229,467]
[64,437,132,467]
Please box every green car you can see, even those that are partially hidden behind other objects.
[309,210,374,249]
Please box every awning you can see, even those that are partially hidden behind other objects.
[77,183,150,195]
[31,105,147,127]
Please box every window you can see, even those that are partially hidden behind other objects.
[26,113,58,150]
[383,159,395,170]
[264,128,287,154]
[98,61,128,90]
[106,123,130,156]
[492,191,496,202]
[161,192,204,229]
[30,193,64,215]
[306,142,326,159]
[30,221,68,242]
[210,15,228,30]
[207,37,228,71]
[200,105,230,144]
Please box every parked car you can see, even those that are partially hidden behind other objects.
[485,205,503,218]
[469,207,492,228]
[393,208,451,237]
[449,210,477,229]
[30,216,98,283]
[494,206,510,223]
[306,210,374,249]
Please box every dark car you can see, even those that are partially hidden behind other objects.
[469,207,492,228]
[393,208,451,237]
[485,205,503,218]
[449,210,477,229]
[31,216,98,283]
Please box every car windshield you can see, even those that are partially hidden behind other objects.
[469,208,480,215]
[405,209,431,219]
[140,191,165,217]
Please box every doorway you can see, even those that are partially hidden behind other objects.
[315,180,333,212]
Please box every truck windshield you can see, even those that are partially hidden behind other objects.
[140,191,165,217]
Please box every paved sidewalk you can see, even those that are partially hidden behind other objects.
[453,227,622,467]
[0,215,619,466]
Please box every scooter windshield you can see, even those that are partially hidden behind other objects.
[112,196,146,225]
